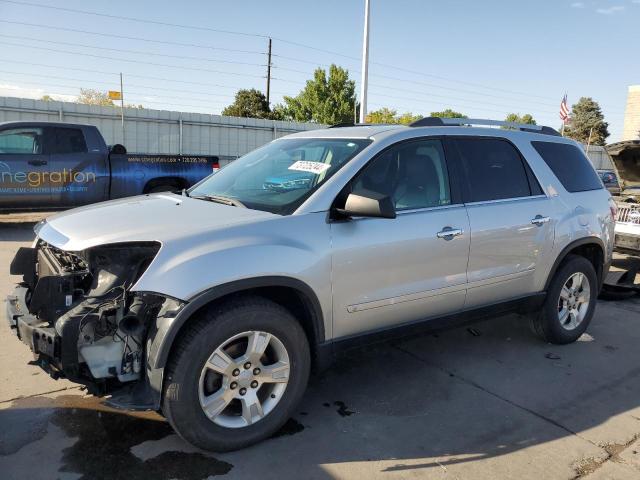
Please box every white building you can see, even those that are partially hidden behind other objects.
[622,85,640,141]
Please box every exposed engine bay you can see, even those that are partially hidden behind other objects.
[8,239,180,396]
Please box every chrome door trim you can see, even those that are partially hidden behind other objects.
[347,282,467,313]
[395,203,464,216]
[466,268,534,291]
[464,194,547,207]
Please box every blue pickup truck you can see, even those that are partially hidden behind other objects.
[0,121,220,211]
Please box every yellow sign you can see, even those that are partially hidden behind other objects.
[108,90,122,100]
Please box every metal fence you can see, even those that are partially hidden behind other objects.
[0,96,321,162]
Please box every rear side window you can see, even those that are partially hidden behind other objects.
[532,141,603,192]
[49,127,88,154]
[454,138,532,202]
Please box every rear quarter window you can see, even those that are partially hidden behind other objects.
[531,141,603,192]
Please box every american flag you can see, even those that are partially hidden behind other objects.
[559,94,570,124]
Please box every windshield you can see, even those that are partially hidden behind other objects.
[189,138,371,214]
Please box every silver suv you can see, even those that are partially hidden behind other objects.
[6,118,615,451]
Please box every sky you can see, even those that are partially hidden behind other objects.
[0,0,638,141]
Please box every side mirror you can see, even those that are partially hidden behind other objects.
[336,189,396,219]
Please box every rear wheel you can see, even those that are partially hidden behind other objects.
[162,297,310,451]
[148,184,178,193]
[531,255,598,344]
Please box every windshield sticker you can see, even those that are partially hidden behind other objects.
[288,161,330,175]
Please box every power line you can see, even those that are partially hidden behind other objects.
[0,0,363,63]
[0,33,266,67]
[0,70,238,100]
[0,7,624,113]
[0,41,266,79]
[0,59,249,91]
[0,66,558,118]
[0,79,232,108]
[0,20,265,55]
[0,0,269,39]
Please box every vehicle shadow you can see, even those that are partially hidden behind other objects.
[0,223,37,243]
[1,303,639,479]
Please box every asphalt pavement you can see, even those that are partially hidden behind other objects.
[1,219,639,479]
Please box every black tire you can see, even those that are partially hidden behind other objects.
[148,184,178,193]
[162,296,310,452]
[530,255,598,344]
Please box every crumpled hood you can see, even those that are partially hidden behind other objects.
[37,193,276,251]
[607,140,640,189]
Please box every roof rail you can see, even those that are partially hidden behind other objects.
[409,117,560,136]
[328,122,398,128]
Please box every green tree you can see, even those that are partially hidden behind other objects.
[396,112,423,125]
[505,113,536,125]
[563,97,609,146]
[40,95,54,102]
[365,108,422,125]
[366,107,397,124]
[222,88,271,119]
[430,109,467,118]
[77,89,115,106]
[277,65,356,124]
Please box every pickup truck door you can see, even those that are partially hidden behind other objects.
[330,138,469,339]
[46,126,109,207]
[0,126,51,209]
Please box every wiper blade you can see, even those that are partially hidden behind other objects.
[192,194,246,208]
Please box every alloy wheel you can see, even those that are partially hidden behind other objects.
[557,272,591,330]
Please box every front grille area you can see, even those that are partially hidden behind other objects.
[617,205,640,225]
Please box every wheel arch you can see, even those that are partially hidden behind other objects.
[143,176,189,193]
[151,276,326,372]
[544,237,606,291]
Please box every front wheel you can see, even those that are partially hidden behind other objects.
[531,255,598,344]
[162,297,310,451]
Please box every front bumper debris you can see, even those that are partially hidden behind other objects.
[7,286,65,377]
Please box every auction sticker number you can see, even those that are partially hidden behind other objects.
[288,161,330,174]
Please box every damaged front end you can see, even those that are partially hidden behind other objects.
[6,239,183,409]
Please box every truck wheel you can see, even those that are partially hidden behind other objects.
[148,184,178,193]
[162,296,310,452]
[530,255,598,344]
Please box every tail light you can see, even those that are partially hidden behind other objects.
[608,197,618,221]
[212,159,220,173]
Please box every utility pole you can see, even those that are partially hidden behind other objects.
[358,0,371,124]
[585,126,594,153]
[120,72,125,145]
[266,38,272,106]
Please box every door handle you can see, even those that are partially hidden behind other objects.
[531,215,550,226]
[436,227,464,240]
[28,159,47,166]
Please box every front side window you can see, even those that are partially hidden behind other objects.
[351,139,451,211]
[455,138,531,202]
[0,127,44,154]
[190,138,371,214]
[49,128,87,154]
